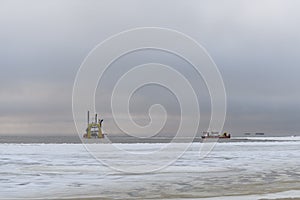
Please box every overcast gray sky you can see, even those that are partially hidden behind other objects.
[1,0,300,136]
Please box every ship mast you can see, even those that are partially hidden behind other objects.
[87,111,90,127]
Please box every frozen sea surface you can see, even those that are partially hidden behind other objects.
[0,141,299,199]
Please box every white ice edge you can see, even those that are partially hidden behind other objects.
[1,190,299,200]
[165,190,300,200]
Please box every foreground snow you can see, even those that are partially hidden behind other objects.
[0,141,299,199]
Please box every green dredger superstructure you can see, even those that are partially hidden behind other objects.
[83,111,104,139]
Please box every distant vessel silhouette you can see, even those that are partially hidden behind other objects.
[201,131,231,139]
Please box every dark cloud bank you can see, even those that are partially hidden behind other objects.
[0,0,300,136]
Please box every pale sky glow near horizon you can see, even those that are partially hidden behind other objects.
[1,0,300,136]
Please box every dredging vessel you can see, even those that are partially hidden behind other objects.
[82,111,108,143]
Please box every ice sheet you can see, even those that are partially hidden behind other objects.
[0,141,299,199]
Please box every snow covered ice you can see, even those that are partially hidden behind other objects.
[0,140,299,199]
